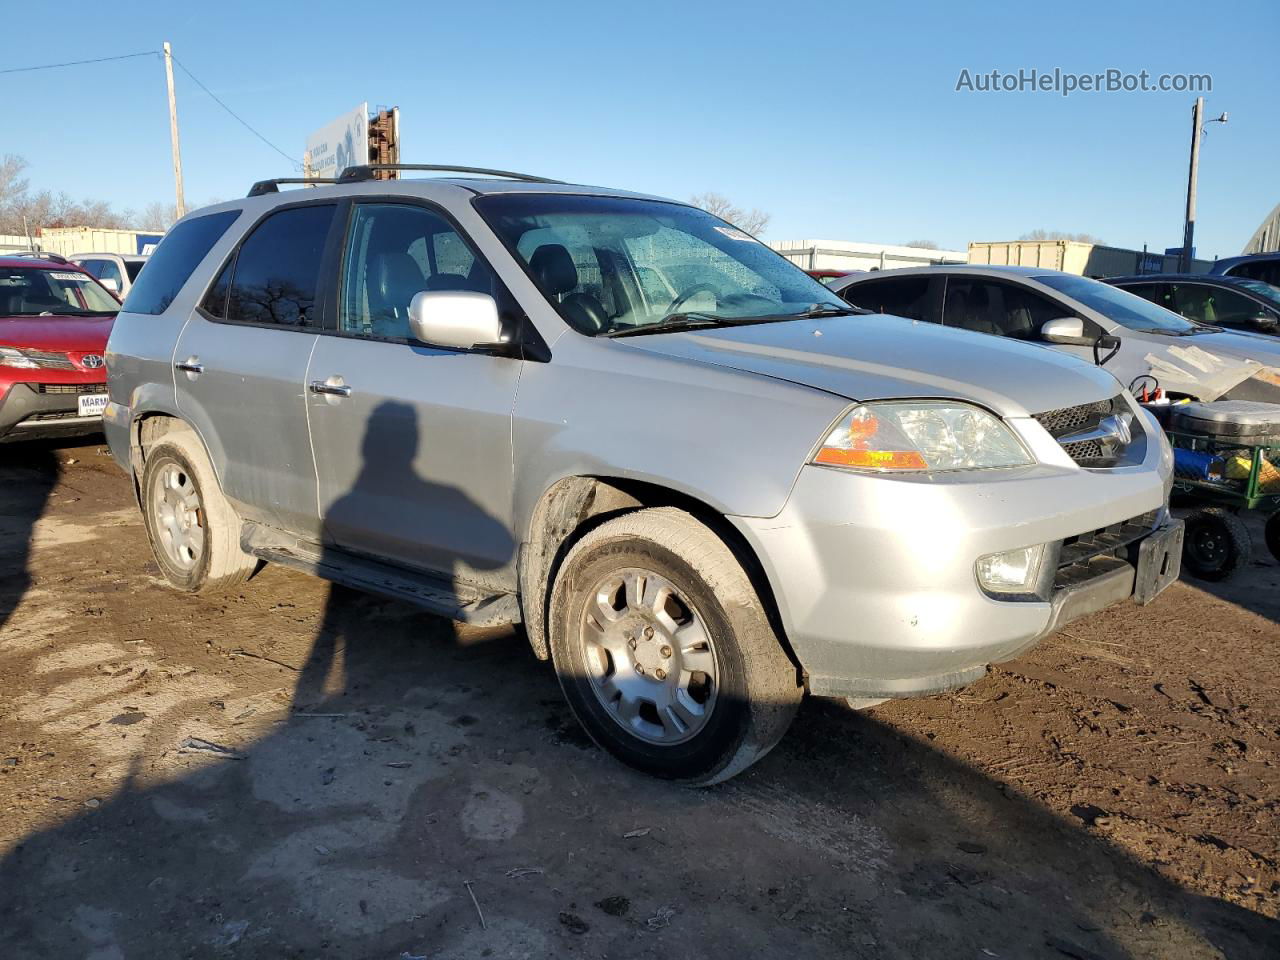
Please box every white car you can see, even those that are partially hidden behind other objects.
[833,266,1280,403]
[69,253,148,300]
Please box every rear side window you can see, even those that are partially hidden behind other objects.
[123,210,239,315]
[225,204,336,327]
[843,276,933,322]
[1230,260,1280,286]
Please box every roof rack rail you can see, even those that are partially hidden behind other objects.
[336,164,562,184]
[3,250,68,264]
[247,177,339,197]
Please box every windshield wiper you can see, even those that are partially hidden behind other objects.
[798,303,866,317]
[603,312,744,338]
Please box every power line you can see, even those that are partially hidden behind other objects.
[170,55,301,170]
[0,51,158,75]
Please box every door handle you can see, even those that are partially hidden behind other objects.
[175,358,204,375]
[309,379,352,398]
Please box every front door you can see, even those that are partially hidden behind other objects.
[306,201,522,591]
[174,201,339,539]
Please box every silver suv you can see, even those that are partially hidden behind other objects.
[104,164,1183,784]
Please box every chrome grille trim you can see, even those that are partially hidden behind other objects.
[1034,395,1140,467]
[23,350,76,370]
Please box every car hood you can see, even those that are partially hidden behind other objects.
[624,314,1121,417]
[0,314,115,353]
[1165,327,1280,363]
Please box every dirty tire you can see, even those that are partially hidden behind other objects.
[140,428,257,593]
[1182,507,1251,582]
[1266,512,1280,564]
[549,507,802,786]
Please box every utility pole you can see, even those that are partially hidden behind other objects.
[163,41,185,218]
[1179,97,1203,272]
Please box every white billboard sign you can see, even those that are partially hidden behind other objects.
[305,103,368,179]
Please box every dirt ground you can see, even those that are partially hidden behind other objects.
[1,437,1278,960]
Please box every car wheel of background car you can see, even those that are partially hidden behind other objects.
[1182,507,1251,582]
[1265,512,1280,564]
[548,507,802,786]
[140,428,257,593]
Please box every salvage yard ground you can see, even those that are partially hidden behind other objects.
[1,438,1278,959]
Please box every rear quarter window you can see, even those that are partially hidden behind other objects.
[123,210,240,315]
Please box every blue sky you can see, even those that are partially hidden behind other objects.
[4,0,1277,259]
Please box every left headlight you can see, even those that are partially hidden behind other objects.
[812,401,1034,473]
[0,346,40,369]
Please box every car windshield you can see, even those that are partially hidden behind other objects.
[1034,273,1199,334]
[474,194,848,336]
[125,260,146,281]
[0,266,119,316]
[1232,278,1280,309]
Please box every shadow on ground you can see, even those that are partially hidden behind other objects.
[1,428,1277,958]
[0,439,61,631]
[1,586,1276,959]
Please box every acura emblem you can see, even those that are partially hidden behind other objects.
[81,354,104,369]
[1101,413,1132,447]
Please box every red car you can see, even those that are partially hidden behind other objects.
[0,254,120,442]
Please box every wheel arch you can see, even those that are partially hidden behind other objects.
[518,475,799,676]
[127,411,207,506]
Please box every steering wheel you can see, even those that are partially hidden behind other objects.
[665,283,721,316]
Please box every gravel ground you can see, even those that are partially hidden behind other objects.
[1,437,1277,959]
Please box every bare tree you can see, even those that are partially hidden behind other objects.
[1019,229,1106,244]
[689,191,770,236]
[902,239,940,249]
[137,202,179,231]
[0,154,175,236]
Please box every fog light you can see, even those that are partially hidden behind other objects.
[976,544,1046,595]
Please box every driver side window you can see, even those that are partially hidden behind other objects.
[340,203,496,340]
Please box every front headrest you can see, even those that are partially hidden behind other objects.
[530,244,578,296]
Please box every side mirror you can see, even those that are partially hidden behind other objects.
[1040,316,1090,345]
[408,290,505,351]
[1250,311,1279,333]
[99,277,120,294]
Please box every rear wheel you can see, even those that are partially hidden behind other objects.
[548,507,801,785]
[140,428,257,592]
[1182,507,1251,582]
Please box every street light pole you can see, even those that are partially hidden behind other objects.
[1179,96,1204,273]
[163,41,186,219]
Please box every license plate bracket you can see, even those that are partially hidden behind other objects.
[1134,519,1184,605]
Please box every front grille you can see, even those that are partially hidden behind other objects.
[1033,398,1114,438]
[37,383,106,395]
[1062,438,1104,461]
[23,350,75,370]
[1033,395,1140,467]
[26,410,84,422]
[1053,510,1158,590]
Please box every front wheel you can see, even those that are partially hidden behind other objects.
[548,508,801,785]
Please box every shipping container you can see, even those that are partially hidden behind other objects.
[30,226,165,258]
[968,240,1211,277]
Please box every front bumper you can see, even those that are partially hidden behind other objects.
[0,382,106,441]
[731,429,1177,699]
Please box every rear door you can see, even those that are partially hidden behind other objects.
[306,200,522,589]
[174,201,339,539]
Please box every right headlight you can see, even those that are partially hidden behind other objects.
[811,401,1034,473]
